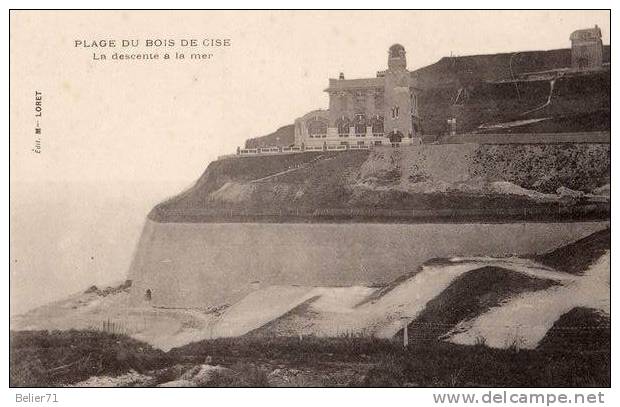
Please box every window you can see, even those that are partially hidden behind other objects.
[354,114,366,136]
[336,117,351,137]
[374,140,382,146]
[354,90,366,107]
[371,115,384,135]
[411,94,418,111]
[374,91,384,110]
[357,141,365,146]
[307,119,327,138]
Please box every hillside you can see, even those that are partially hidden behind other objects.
[244,124,295,149]
[411,47,610,88]
[410,47,611,134]
[535,227,610,274]
[149,144,610,223]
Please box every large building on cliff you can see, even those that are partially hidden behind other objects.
[294,44,421,148]
[242,26,608,149]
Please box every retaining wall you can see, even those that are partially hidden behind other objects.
[128,220,608,309]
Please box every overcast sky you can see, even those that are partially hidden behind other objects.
[10,10,610,185]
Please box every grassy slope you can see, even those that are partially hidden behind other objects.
[531,230,610,381]
[246,266,560,341]
[411,47,610,134]
[538,307,610,353]
[364,340,610,387]
[368,228,610,386]
[10,330,170,387]
[245,296,322,337]
[149,145,609,223]
[170,335,610,387]
[193,150,370,213]
[149,151,346,221]
[12,329,610,387]
[449,71,610,135]
[401,266,557,342]
[535,227,610,274]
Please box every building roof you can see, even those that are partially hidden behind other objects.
[570,26,602,42]
[325,77,384,92]
[389,43,405,57]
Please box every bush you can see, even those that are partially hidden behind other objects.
[10,330,171,387]
[198,363,270,387]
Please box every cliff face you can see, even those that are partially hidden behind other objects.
[127,220,607,309]
[149,144,609,223]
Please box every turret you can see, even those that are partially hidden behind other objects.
[388,44,407,71]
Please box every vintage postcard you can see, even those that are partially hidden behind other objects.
[9,9,610,395]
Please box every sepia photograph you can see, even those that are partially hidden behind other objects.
[8,8,611,396]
